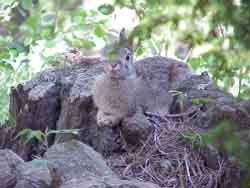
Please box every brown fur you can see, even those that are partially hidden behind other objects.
[93,71,135,127]
[92,29,193,127]
[134,56,193,115]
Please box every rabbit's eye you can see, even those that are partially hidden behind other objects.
[125,55,130,61]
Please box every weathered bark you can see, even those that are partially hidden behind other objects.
[9,58,124,158]
[6,57,250,161]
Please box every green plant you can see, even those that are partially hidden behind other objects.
[191,97,212,105]
[16,128,80,149]
[180,131,204,147]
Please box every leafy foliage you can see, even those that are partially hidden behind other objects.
[182,120,250,170]
[98,3,115,15]
[16,128,44,143]
[16,128,80,148]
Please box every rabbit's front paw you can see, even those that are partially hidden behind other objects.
[97,111,121,127]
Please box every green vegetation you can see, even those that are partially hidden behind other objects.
[191,97,212,104]
[182,120,250,171]
[1,0,250,124]
[16,128,80,148]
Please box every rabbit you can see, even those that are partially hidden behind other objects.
[93,28,193,127]
[92,29,136,127]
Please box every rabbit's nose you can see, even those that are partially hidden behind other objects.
[111,63,120,70]
[111,63,118,68]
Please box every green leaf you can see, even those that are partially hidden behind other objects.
[8,42,26,53]
[224,135,240,155]
[47,129,80,136]
[25,15,40,29]
[21,0,32,10]
[16,128,32,139]
[33,130,43,141]
[89,10,98,16]
[71,9,87,18]
[95,25,105,38]
[191,97,212,104]
[188,57,202,70]
[82,40,96,49]
[9,48,19,57]
[71,9,87,24]
[135,47,145,57]
[0,62,14,71]
[16,129,44,142]
[98,4,114,15]
[45,41,56,48]
[41,26,54,38]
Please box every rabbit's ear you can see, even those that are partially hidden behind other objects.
[119,28,127,43]
[119,28,130,46]
[119,28,134,53]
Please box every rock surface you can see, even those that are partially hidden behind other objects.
[15,159,51,188]
[61,176,159,188]
[44,140,115,181]
[0,149,24,188]
[121,111,153,147]
[0,140,159,188]
[172,71,250,130]
[45,140,159,188]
